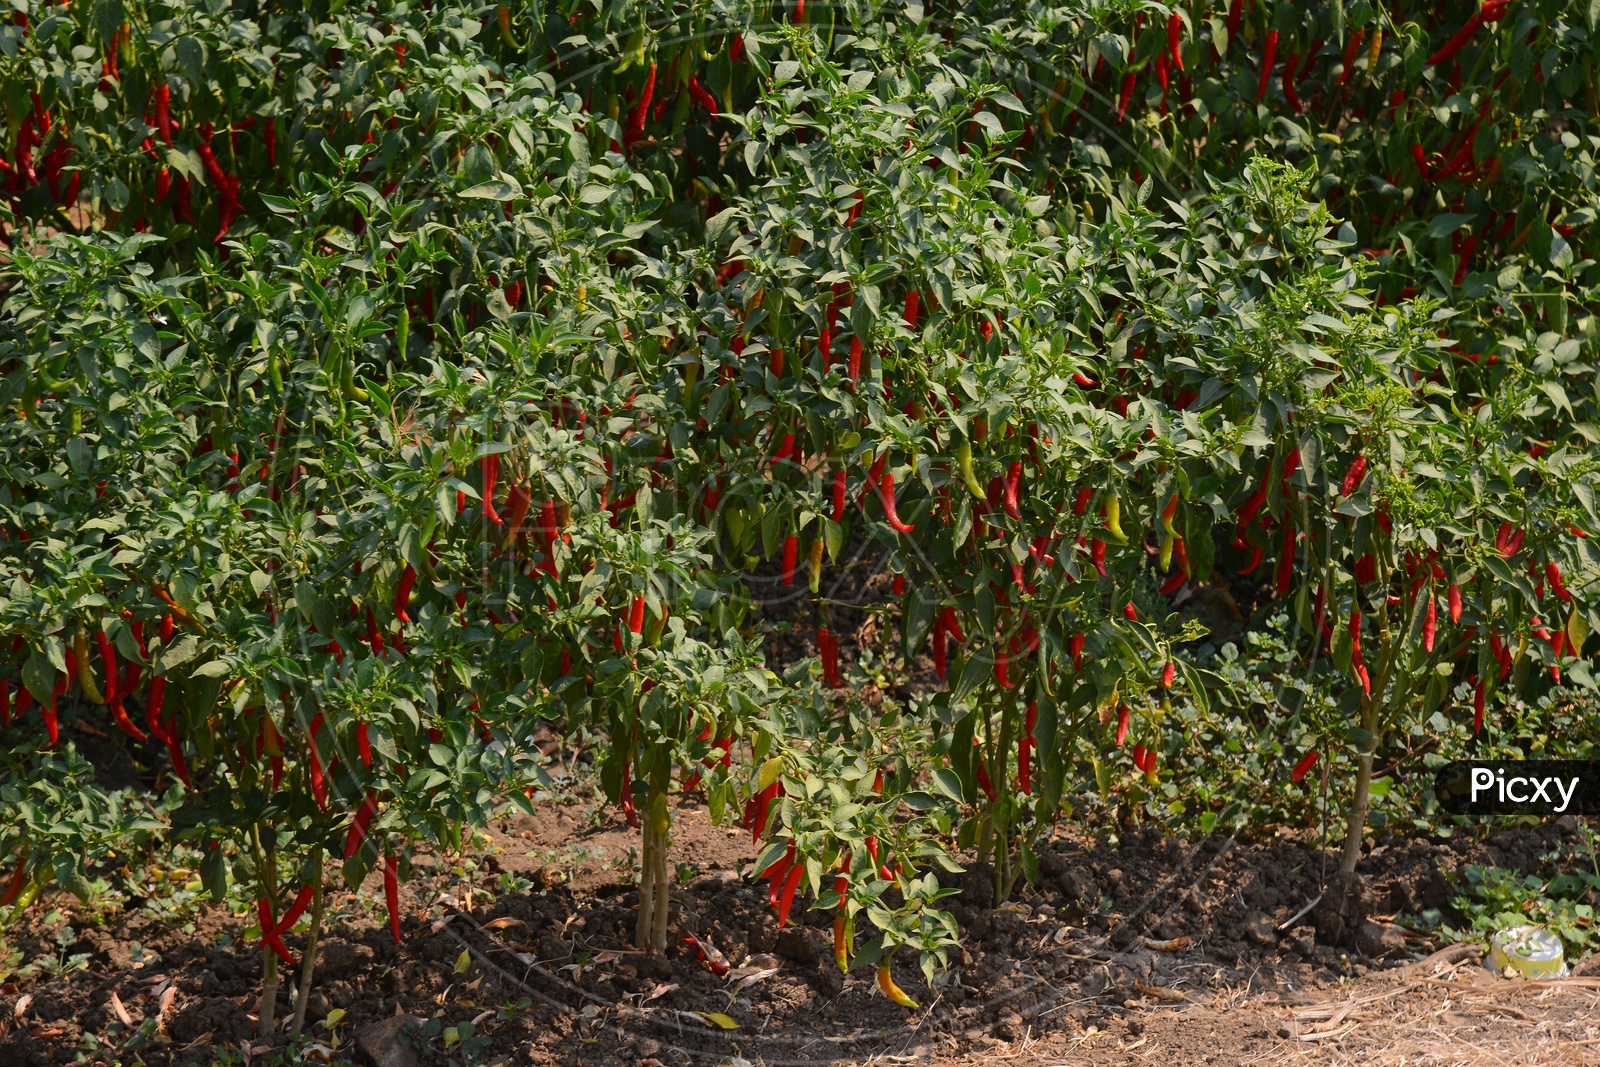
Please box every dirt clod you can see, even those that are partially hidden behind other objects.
[168,999,252,1045]
[355,1014,425,1067]
[1356,920,1407,960]
[1312,869,1370,946]
[318,937,376,979]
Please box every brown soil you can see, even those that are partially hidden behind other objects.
[2,800,1595,1066]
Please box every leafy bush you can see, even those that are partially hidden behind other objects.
[1,0,1598,1028]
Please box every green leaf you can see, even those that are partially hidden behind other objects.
[1425,213,1471,239]
[200,846,228,902]
[459,178,521,201]
[823,518,844,562]
[931,768,965,802]
[22,651,55,707]
[952,649,988,705]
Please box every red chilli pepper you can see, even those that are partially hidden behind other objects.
[687,76,718,113]
[1546,563,1572,603]
[781,535,799,586]
[1257,32,1280,102]
[1236,478,1270,530]
[344,793,380,858]
[1074,486,1093,515]
[270,884,315,944]
[384,853,401,943]
[1282,53,1303,113]
[879,471,916,534]
[1002,462,1022,519]
[94,630,119,706]
[1336,29,1365,86]
[750,781,781,842]
[1411,143,1432,181]
[974,745,998,803]
[625,62,656,145]
[1117,70,1138,122]
[763,844,796,901]
[1275,525,1295,597]
[1290,751,1320,783]
[257,898,296,969]
[307,713,328,811]
[941,608,966,645]
[0,855,27,908]
[1281,448,1302,490]
[366,606,386,656]
[480,454,504,525]
[1341,455,1367,496]
[120,617,145,698]
[193,122,240,244]
[100,634,147,741]
[1018,702,1037,795]
[1167,14,1185,72]
[831,468,848,522]
[45,668,65,745]
[394,564,417,623]
[1426,5,1490,67]
[1114,704,1130,747]
[772,430,796,467]
[357,721,373,769]
[155,84,173,146]
[776,863,805,928]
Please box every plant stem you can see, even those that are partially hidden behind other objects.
[994,706,1011,903]
[635,787,673,953]
[651,797,670,952]
[290,851,325,1035]
[636,819,657,951]
[258,831,279,1041]
[1339,745,1374,875]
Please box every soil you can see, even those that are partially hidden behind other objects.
[2,800,1596,1067]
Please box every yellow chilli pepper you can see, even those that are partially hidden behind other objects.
[1105,492,1128,544]
[956,444,985,500]
[877,962,918,1008]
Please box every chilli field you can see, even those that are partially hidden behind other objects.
[1,1,1600,1064]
